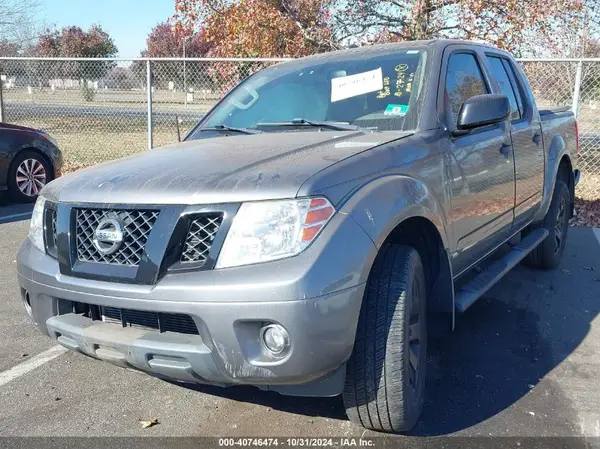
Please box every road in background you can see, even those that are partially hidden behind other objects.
[5,102,203,123]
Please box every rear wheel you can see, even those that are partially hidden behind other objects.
[7,150,51,203]
[342,245,427,433]
[526,180,570,270]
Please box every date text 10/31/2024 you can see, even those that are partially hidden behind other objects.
[219,438,376,447]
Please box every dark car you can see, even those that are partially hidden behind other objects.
[0,122,63,202]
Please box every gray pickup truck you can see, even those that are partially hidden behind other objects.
[17,39,579,433]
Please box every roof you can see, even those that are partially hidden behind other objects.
[275,39,501,67]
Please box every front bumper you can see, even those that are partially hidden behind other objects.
[17,213,375,396]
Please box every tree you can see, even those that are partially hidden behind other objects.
[136,21,211,89]
[34,25,118,60]
[0,39,19,57]
[334,0,589,55]
[174,0,337,58]
[174,0,337,93]
[143,22,209,58]
[0,0,42,45]
[33,25,118,100]
[174,0,595,59]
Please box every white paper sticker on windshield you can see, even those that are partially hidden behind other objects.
[331,68,383,103]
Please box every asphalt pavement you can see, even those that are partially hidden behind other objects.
[0,199,599,445]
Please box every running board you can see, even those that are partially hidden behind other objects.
[455,228,549,313]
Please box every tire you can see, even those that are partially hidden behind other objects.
[7,150,52,203]
[525,180,570,270]
[342,245,427,433]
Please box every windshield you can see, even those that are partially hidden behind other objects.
[189,48,429,138]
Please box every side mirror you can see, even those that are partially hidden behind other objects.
[456,94,511,132]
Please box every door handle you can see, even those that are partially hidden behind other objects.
[500,143,512,157]
[533,132,542,144]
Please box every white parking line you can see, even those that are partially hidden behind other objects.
[0,345,67,387]
[0,212,31,222]
[594,228,600,246]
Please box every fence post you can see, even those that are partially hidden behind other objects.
[572,60,583,118]
[146,59,153,150]
[0,73,4,123]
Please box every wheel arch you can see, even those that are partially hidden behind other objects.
[381,216,455,334]
[556,154,574,218]
[340,175,455,333]
[536,141,575,222]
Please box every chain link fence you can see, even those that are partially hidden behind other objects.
[0,57,286,169]
[0,56,599,199]
[520,59,600,200]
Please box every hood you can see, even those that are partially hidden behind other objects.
[44,130,411,205]
[0,122,41,134]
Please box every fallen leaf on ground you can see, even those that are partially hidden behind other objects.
[139,418,159,429]
[571,197,600,228]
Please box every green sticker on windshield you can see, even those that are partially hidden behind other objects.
[384,104,409,116]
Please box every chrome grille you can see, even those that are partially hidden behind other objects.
[46,208,58,258]
[51,209,58,249]
[75,209,159,266]
[100,306,199,334]
[181,213,224,264]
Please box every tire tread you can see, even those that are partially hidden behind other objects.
[343,245,426,433]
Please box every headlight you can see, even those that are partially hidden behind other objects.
[29,196,46,253]
[216,197,335,269]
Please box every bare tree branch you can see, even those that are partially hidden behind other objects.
[0,0,43,50]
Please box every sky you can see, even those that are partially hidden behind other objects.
[40,0,176,57]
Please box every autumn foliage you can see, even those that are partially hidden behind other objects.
[173,0,597,57]
[34,25,117,59]
[335,0,589,53]
[142,22,210,58]
[174,0,337,58]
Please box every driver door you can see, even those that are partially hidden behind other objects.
[443,49,516,276]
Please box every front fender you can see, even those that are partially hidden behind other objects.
[338,175,450,251]
[337,174,455,332]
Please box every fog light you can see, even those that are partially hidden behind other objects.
[261,324,290,355]
[22,289,32,318]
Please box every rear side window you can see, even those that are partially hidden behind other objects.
[486,56,521,119]
[445,53,489,125]
[501,58,526,117]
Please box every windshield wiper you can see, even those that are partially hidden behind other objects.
[198,125,263,135]
[257,118,361,132]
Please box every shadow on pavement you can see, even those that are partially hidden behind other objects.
[173,227,600,434]
[0,195,33,224]
[182,383,347,420]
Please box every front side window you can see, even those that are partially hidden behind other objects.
[189,49,429,137]
[486,56,521,119]
[445,53,488,125]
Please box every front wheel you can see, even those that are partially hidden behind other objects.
[342,245,427,433]
[526,180,570,270]
[7,150,51,203]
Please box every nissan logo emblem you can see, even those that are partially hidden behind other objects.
[93,218,124,256]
